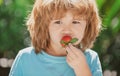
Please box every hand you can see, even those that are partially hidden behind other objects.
[65,43,86,69]
[65,43,92,76]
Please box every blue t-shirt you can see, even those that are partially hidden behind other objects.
[9,47,103,76]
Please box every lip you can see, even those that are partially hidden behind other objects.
[60,35,71,40]
[62,34,73,38]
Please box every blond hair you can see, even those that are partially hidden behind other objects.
[26,0,101,53]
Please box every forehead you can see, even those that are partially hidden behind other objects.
[52,9,86,20]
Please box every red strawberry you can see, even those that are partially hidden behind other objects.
[61,43,66,47]
[60,36,72,47]
[60,36,78,47]
[61,36,72,43]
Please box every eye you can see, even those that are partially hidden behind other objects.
[54,20,62,24]
[72,21,80,24]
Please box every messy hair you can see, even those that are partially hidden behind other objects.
[26,0,101,53]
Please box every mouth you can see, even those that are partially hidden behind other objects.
[60,35,78,47]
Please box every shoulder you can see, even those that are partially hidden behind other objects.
[84,49,103,75]
[84,50,103,75]
[9,47,36,76]
[19,47,34,54]
[17,46,35,58]
[84,49,100,63]
[84,49,98,58]
[13,46,36,65]
[84,49,98,55]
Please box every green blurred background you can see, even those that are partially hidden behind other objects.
[0,0,120,76]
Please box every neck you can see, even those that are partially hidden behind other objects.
[45,45,67,56]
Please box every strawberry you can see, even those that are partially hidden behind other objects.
[61,36,72,43]
[60,36,78,47]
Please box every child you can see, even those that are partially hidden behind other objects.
[9,0,103,76]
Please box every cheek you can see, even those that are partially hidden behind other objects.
[49,28,61,42]
[75,26,86,41]
[77,33,84,41]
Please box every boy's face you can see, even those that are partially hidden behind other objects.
[49,11,86,48]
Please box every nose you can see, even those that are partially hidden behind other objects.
[62,25,72,34]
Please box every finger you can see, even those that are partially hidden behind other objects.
[65,46,77,59]
[62,48,68,54]
[68,43,83,56]
[66,46,73,59]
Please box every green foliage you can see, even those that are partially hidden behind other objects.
[94,0,120,75]
[0,0,33,53]
[0,0,3,5]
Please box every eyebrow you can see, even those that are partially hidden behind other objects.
[73,16,85,20]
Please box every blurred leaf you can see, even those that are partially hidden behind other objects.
[0,0,3,5]
[96,0,106,9]
[112,19,120,34]
[103,0,120,27]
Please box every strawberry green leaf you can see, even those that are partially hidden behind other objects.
[60,40,65,44]
[70,38,78,43]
